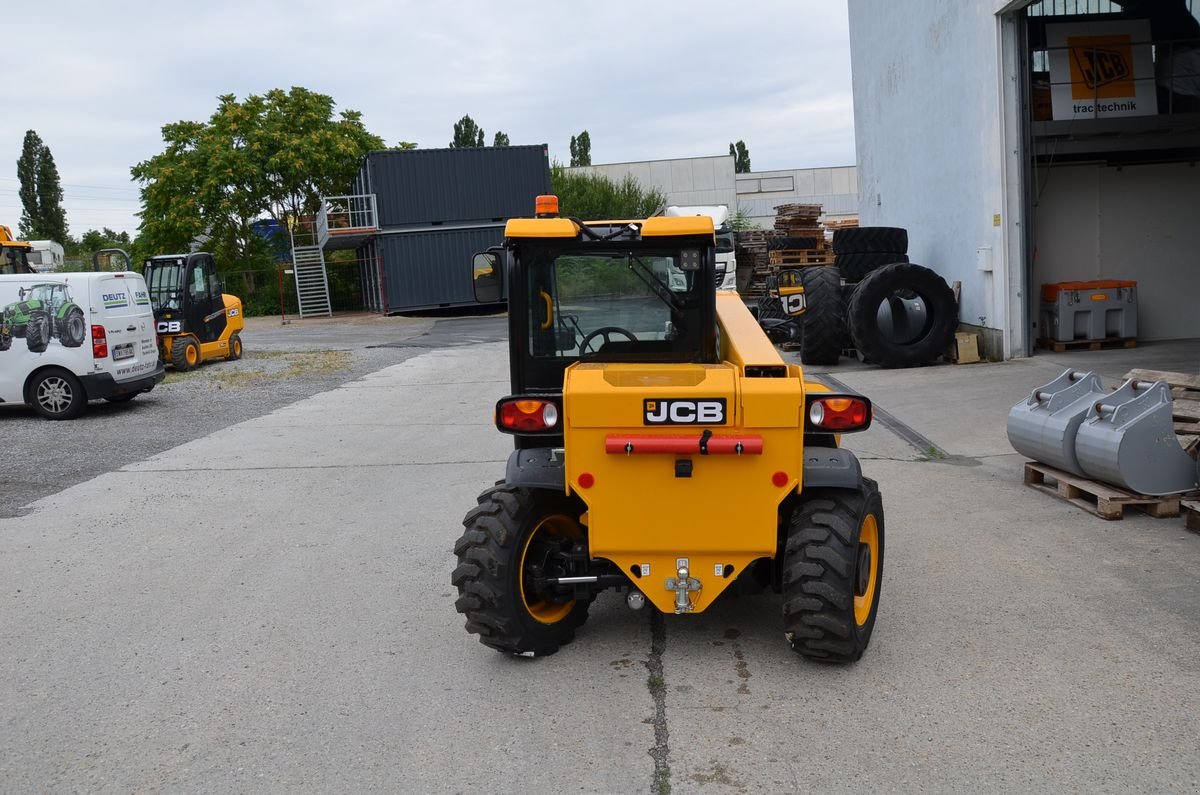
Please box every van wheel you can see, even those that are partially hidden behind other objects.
[171,335,200,371]
[25,312,51,353]
[28,368,87,420]
[59,307,86,348]
[226,332,243,360]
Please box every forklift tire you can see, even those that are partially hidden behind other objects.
[171,335,200,371]
[847,262,958,369]
[226,333,243,361]
[25,312,50,353]
[59,308,87,348]
[799,266,845,366]
[782,480,884,663]
[452,485,591,656]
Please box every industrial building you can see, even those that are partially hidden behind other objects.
[847,0,1200,358]
[570,157,858,229]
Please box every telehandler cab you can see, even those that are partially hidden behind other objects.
[452,196,885,662]
[142,252,244,370]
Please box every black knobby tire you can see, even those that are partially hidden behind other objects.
[798,266,846,366]
[767,236,820,251]
[25,312,51,353]
[847,262,958,369]
[171,335,199,371]
[27,368,87,420]
[226,332,243,360]
[0,324,11,351]
[58,308,86,348]
[835,252,909,283]
[452,485,591,656]
[832,226,908,255]
[782,481,884,663]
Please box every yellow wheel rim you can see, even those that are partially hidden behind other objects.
[186,342,198,365]
[234,339,242,356]
[519,514,580,625]
[854,514,880,627]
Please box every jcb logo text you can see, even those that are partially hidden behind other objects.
[644,398,726,425]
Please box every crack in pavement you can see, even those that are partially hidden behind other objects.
[645,610,671,794]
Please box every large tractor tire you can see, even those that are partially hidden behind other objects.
[58,307,87,348]
[27,367,87,420]
[835,252,909,284]
[767,236,820,251]
[225,332,243,361]
[847,262,958,369]
[782,481,884,663]
[0,324,11,351]
[171,334,201,371]
[832,226,908,256]
[798,266,846,367]
[452,485,592,656]
[25,312,51,353]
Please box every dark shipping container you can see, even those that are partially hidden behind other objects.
[359,145,552,229]
[373,226,506,312]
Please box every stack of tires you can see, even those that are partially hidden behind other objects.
[834,227,959,369]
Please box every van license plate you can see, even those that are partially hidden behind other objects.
[113,343,135,361]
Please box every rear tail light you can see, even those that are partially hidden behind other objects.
[91,325,108,359]
[805,394,872,432]
[496,396,561,434]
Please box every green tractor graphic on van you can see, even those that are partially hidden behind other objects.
[0,282,87,353]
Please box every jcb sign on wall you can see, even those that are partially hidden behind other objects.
[1047,21,1156,120]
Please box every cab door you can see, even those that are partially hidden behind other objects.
[183,254,226,343]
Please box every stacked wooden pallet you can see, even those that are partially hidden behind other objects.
[734,229,781,298]
[768,204,833,267]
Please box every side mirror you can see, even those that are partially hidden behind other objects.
[472,252,503,304]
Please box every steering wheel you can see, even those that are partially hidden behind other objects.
[580,326,638,354]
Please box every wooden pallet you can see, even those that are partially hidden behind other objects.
[1022,461,1181,520]
[769,250,834,266]
[1184,500,1200,533]
[1036,336,1137,353]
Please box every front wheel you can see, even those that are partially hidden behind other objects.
[171,334,200,371]
[226,332,243,360]
[25,312,51,353]
[28,368,87,420]
[782,481,884,662]
[452,486,591,656]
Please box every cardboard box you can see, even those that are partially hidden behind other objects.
[953,332,980,364]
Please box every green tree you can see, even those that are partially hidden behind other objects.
[450,114,485,147]
[131,87,383,269]
[493,131,510,147]
[550,163,664,220]
[729,140,751,173]
[569,131,591,167]
[393,141,418,150]
[16,130,69,242]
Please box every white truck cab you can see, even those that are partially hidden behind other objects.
[0,271,164,419]
[664,205,738,291]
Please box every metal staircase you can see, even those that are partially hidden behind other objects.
[290,244,332,318]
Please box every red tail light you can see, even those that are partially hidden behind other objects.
[496,397,560,434]
[805,394,872,432]
[91,325,108,359]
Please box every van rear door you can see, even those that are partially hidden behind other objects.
[93,274,160,383]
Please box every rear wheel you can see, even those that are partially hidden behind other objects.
[226,332,243,360]
[782,481,884,662]
[452,485,591,656]
[28,368,87,420]
[171,335,200,371]
[59,308,86,347]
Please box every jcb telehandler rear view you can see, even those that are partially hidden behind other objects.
[452,196,886,662]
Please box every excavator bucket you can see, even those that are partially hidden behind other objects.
[1007,369,1107,476]
[1075,379,1200,496]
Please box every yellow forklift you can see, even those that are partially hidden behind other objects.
[142,253,244,370]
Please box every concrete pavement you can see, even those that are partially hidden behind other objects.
[3,337,1199,792]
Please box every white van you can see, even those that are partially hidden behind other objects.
[0,271,164,419]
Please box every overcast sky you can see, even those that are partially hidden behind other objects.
[1,1,854,237]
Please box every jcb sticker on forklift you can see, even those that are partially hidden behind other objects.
[781,291,806,315]
[644,398,727,425]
